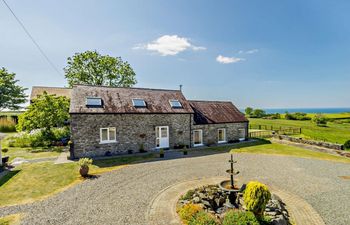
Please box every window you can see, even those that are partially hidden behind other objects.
[169,100,182,108]
[100,127,116,143]
[132,98,146,107]
[86,97,102,107]
[238,128,246,141]
[217,128,226,143]
[193,130,203,147]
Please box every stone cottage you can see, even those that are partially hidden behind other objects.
[69,85,248,158]
[31,85,248,158]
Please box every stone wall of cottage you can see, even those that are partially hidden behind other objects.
[192,122,248,146]
[70,113,192,158]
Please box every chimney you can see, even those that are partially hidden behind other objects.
[179,84,183,92]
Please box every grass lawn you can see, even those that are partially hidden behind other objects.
[2,147,62,161]
[249,118,350,144]
[231,141,350,163]
[0,153,155,207]
[0,214,21,225]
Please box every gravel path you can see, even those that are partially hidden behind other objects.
[0,151,349,225]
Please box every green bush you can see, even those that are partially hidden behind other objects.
[312,114,327,126]
[2,148,8,153]
[181,189,195,200]
[243,181,271,217]
[222,210,259,225]
[178,204,202,225]
[51,127,70,141]
[6,127,70,148]
[7,130,50,148]
[189,211,218,225]
[344,140,350,150]
[285,112,311,120]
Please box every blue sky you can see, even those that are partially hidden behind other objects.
[1,0,349,108]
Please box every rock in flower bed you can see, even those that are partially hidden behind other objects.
[177,184,291,225]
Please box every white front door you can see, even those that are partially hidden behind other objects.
[156,126,169,148]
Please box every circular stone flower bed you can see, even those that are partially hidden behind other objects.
[177,184,291,225]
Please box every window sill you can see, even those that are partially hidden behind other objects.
[193,144,204,147]
[218,141,227,144]
[99,141,117,144]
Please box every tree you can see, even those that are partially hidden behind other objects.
[17,92,70,136]
[312,113,327,126]
[251,109,266,118]
[0,67,27,111]
[64,50,137,87]
[245,107,253,116]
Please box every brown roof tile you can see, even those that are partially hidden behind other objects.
[30,86,72,100]
[189,100,248,124]
[70,85,194,114]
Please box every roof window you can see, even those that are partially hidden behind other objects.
[170,100,182,108]
[132,98,146,107]
[86,97,103,107]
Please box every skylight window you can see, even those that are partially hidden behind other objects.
[86,97,102,107]
[132,98,146,107]
[170,100,182,108]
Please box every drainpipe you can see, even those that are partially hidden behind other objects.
[189,114,192,148]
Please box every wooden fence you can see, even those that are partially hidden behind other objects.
[249,127,301,138]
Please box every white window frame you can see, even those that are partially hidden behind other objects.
[86,97,102,106]
[100,127,117,144]
[217,128,226,143]
[193,129,203,147]
[132,98,146,107]
[169,99,182,108]
[238,128,246,141]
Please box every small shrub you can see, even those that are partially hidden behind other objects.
[243,181,271,217]
[285,112,311,121]
[78,158,93,167]
[344,140,350,150]
[189,211,218,225]
[178,203,202,225]
[2,148,9,153]
[222,210,259,225]
[181,189,195,200]
[312,114,327,126]
[51,127,70,141]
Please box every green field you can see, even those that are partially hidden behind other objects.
[231,141,350,163]
[249,117,350,144]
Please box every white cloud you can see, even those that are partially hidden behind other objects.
[192,46,207,51]
[216,55,245,64]
[133,35,205,56]
[238,49,259,54]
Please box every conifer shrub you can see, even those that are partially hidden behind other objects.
[243,181,271,217]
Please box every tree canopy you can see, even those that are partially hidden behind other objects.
[245,107,253,116]
[0,67,27,111]
[64,50,137,87]
[17,92,70,133]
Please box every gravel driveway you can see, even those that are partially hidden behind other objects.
[0,151,349,225]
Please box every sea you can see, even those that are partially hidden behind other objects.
[239,108,350,114]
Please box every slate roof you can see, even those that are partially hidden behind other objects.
[69,85,194,114]
[30,86,72,100]
[189,100,248,124]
